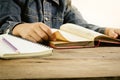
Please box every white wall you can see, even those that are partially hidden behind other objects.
[72,0,120,28]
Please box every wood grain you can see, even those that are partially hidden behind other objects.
[0,47,120,79]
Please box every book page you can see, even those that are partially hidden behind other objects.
[52,29,90,42]
[60,23,103,40]
[0,37,15,55]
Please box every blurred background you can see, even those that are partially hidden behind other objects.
[72,0,120,28]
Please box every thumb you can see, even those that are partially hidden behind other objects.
[50,33,57,41]
[109,29,118,38]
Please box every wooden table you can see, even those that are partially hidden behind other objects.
[0,47,120,80]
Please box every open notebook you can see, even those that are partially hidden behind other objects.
[0,34,53,59]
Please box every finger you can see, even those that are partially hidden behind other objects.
[39,22,52,39]
[109,29,118,38]
[114,29,120,35]
[30,31,42,42]
[114,29,120,38]
[34,26,49,41]
[24,35,37,43]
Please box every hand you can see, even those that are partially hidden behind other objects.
[12,22,52,43]
[105,27,120,39]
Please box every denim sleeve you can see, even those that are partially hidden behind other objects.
[64,0,105,34]
[0,0,21,34]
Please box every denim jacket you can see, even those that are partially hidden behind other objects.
[0,0,105,34]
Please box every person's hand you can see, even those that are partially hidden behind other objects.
[105,27,120,39]
[12,22,52,43]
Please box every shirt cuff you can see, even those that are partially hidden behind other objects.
[6,21,21,34]
[97,27,105,34]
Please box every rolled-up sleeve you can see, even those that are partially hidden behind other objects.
[64,0,105,34]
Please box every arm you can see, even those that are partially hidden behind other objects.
[64,0,120,39]
[0,0,21,34]
[63,0,105,34]
[0,0,52,43]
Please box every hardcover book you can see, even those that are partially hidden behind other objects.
[50,23,120,49]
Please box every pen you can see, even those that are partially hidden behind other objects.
[2,37,20,53]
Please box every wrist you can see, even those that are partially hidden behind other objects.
[12,23,23,36]
[104,28,109,35]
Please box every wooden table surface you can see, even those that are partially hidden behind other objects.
[0,47,120,80]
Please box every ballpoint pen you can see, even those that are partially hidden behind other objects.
[2,37,20,53]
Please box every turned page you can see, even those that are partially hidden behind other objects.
[52,29,90,42]
[60,23,104,41]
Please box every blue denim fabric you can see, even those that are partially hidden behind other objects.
[0,0,105,34]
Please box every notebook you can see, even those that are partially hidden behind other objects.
[0,34,53,59]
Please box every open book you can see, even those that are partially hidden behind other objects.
[50,23,120,49]
[0,34,53,59]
